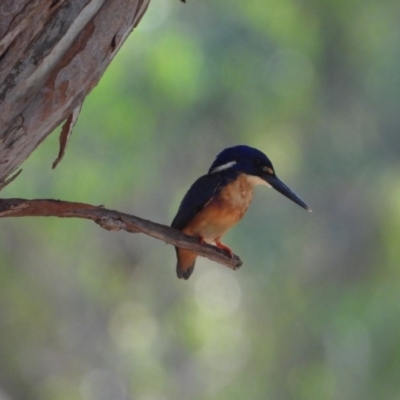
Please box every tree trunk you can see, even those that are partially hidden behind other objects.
[0,0,150,185]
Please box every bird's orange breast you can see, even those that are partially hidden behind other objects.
[183,174,255,242]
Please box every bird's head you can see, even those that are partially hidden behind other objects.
[208,145,311,211]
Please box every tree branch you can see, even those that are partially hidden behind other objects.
[0,198,243,271]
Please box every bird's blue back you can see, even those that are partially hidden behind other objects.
[172,145,274,230]
[171,171,237,231]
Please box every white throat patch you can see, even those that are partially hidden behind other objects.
[210,161,237,174]
[246,175,271,187]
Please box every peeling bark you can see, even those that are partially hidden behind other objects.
[52,102,82,168]
[0,0,229,272]
[0,0,150,184]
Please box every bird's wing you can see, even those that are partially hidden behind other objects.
[171,173,225,230]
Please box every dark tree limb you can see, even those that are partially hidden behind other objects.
[0,198,243,271]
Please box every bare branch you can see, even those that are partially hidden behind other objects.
[0,198,243,271]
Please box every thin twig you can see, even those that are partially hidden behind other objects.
[0,198,243,270]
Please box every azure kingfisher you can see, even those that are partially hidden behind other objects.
[171,145,310,280]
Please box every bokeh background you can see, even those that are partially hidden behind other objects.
[1,0,400,399]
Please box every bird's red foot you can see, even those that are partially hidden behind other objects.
[198,236,205,245]
[215,239,233,258]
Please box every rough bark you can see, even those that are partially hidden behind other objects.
[0,0,241,271]
[0,0,150,184]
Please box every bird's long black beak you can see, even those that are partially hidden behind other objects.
[265,175,311,211]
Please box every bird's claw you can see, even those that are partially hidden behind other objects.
[215,240,234,258]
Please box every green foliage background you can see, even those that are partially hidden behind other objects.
[1,0,400,399]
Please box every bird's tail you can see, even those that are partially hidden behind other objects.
[175,247,197,280]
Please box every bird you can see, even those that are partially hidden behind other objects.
[171,145,310,280]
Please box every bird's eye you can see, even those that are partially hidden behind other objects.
[253,158,263,168]
[262,165,274,175]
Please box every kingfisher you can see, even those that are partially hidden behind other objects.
[171,145,310,280]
